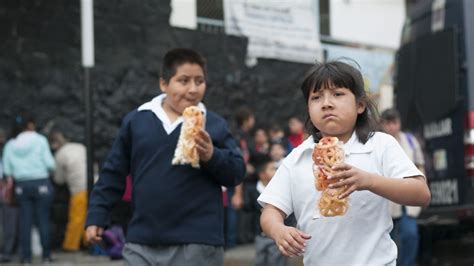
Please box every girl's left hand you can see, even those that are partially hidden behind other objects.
[328,162,375,198]
[195,129,214,162]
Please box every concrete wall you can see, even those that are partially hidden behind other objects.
[0,0,308,162]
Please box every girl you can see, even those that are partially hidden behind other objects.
[258,61,430,265]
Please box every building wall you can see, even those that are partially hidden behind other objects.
[0,0,308,162]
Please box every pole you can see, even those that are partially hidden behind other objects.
[81,0,95,195]
[84,67,94,195]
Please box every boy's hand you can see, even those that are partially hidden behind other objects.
[195,129,214,162]
[86,225,104,244]
[328,162,375,198]
[272,224,311,257]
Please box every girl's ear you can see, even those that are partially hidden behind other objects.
[159,78,168,93]
[357,100,366,114]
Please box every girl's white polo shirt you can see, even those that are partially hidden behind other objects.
[258,131,423,266]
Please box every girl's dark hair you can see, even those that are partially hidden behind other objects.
[300,60,379,144]
[11,112,35,138]
[160,48,207,83]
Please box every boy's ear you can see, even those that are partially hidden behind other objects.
[159,78,168,93]
[357,101,366,114]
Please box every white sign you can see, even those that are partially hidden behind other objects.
[170,0,197,30]
[224,0,323,65]
[330,0,406,49]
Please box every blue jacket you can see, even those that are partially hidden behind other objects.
[86,109,245,246]
[2,131,55,181]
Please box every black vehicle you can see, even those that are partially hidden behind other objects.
[395,0,474,263]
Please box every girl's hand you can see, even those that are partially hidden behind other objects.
[272,224,311,257]
[328,162,375,198]
[195,129,214,162]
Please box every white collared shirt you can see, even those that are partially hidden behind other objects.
[258,131,423,266]
[137,94,206,135]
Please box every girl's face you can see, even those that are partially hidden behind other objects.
[308,86,365,143]
[254,129,268,144]
[160,63,206,116]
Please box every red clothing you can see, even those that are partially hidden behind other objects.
[121,175,132,202]
[288,132,304,148]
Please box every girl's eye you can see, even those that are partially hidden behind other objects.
[334,92,344,97]
[311,95,320,100]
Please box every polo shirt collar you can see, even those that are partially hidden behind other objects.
[292,131,374,163]
[137,94,207,134]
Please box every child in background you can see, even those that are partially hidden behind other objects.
[268,124,292,152]
[269,143,287,168]
[258,60,431,265]
[244,154,286,266]
[287,117,305,148]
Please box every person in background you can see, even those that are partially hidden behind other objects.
[49,128,87,252]
[381,108,425,266]
[228,107,255,248]
[244,154,286,266]
[85,48,245,266]
[268,124,292,152]
[287,116,305,148]
[252,127,270,156]
[268,142,287,168]
[0,127,19,263]
[2,114,55,263]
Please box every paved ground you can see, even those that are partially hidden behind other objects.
[0,244,304,266]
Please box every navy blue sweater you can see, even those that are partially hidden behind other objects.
[86,109,245,246]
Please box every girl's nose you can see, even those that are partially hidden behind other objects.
[322,95,334,109]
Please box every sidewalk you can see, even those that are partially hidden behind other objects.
[1,244,302,265]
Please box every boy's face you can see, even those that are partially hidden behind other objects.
[160,63,206,116]
[259,162,277,184]
[308,86,365,143]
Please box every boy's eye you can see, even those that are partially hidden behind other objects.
[178,79,188,85]
[195,79,205,86]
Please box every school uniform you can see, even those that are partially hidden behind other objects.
[258,132,423,266]
[86,94,245,265]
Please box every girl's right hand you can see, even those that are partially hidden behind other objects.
[272,224,311,257]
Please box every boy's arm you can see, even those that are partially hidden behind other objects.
[86,113,132,228]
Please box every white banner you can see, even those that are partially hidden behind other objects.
[224,0,322,65]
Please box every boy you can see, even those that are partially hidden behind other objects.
[85,48,245,266]
[244,154,286,266]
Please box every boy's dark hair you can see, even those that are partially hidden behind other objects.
[160,48,207,83]
[11,112,35,138]
[300,60,379,144]
[380,108,401,122]
[235,107,254,127]
[251,153,273,175]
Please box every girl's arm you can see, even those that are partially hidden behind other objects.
[261,204,311,257]
[329,163,431,207]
